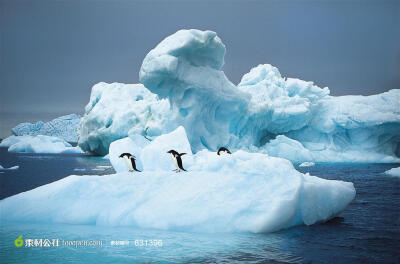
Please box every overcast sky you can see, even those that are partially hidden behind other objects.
[1,0,399,138]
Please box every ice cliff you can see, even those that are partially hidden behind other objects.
[78,29,399,163]
[0,127,356,233]
[12,114,81,143]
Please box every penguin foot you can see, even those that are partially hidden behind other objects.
[129,169,134,172]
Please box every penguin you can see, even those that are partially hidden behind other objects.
[217,147,232,156]
[167,150,187,172]
[119,153,141,172]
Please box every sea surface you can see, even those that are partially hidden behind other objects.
[0,147,399,263]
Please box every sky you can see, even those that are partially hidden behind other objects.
[0,0,399,138]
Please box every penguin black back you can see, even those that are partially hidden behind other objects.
[167,149,187,172]
[119,153,141,172]
[217,147,231,155]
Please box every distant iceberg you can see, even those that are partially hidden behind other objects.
[77,29,399,163]
[384,167,400,177]
[0,127,355,233]
[12,114,81,143]
[0,135,83,154]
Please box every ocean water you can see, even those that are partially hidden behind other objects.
[0,147,399,263]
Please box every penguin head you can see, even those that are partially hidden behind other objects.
[167,150,178,157]
[119,153,132,158]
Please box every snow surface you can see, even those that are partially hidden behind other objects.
[78,82,173,155]
[109,135,149,173]
[12,114,80,143]
[299,162,315,167]
[0,135,83,154]
[77,29,399,163]
[384,167,400,177]
[0,127,355,233]
[109,126,192,173]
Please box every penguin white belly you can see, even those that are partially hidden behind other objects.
[219,151,228,156]
[123,156,134,171]
[170,153,179,170]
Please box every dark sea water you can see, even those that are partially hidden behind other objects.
[0,147,399,263]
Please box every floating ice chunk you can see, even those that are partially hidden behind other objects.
[299,162,315,167]
[384,167,400,177]
[0,150,355,233]
[1,135,83,154]
[73,168,86,172]
[78,82,173,155]
[0,165,19,171]
[12,114,81,143]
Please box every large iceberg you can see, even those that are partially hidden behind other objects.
[78,82,173,155]
[77,29,399,163]
[0,135,83,154]
[140,30,249,151]
[0,127,355,233]
[12,114,81,143]
[139,29,400,162]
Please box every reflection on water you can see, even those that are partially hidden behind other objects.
[1,222,304,263]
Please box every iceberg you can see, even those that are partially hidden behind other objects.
[12,114,81,143]
[0,135,83,154]
[384,167,400,177]
[0,135,23,148]
[140,29,249,152]
[0,127,355,233]
[139,29,400,162]
[78,82,173,155]
[77,29,399,163]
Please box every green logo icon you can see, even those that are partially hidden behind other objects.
[15,235,23,247]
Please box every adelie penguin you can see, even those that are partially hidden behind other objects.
[217,147,232,156]
[119,153,141,172]
[167,150,187,172]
